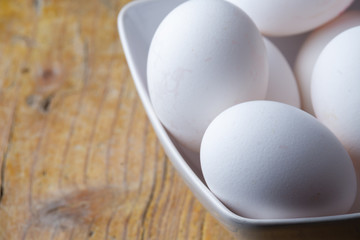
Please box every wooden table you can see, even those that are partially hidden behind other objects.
[0,0,235,239]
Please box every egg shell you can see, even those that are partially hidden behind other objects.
[201,101,357,219]
[295,11,360,115]
[312,26,360,211]
[226,0,353,36]
[147,0,268,153]
[264,38,300,108]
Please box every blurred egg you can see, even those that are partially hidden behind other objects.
[147,0,268,153]
[201,101,356,219]
[264,38,300,108]
[295,11,360,115]
[312,26,360,211]
[226,0,353,36]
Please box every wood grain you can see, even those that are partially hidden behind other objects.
[0,0,235,239]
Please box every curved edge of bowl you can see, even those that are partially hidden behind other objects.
[117,0,360,238]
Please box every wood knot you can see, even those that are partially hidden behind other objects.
[26,63,65,113]
[21,67,30,74]
[42,69,54,81]
[29,187,124,230]
[36,63,63,94]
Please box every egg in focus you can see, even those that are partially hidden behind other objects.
[200,101,357,219]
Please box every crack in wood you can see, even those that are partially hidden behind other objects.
[0,183,3,203]
[0,109,16,204]
[26,94,54,113]
[0,154,6,203]
[41,95,53,113]
[33,0,43,15]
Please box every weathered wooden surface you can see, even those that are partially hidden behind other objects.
[0,0,235,239]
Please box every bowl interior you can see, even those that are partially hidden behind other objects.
[118,0,360,228]
[119,0,187,87]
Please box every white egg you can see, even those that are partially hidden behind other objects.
[147,0,268,153]
[264,38,300,108]
[312,26,360,211]
[201,101,356,219]
[226,0,353,36]
[295,11,360,115]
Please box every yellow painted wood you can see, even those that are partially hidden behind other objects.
[0,0,236,239]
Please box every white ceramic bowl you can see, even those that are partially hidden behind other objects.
[118,0,360,239]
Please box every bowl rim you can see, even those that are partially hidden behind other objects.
[117,0,360,227]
